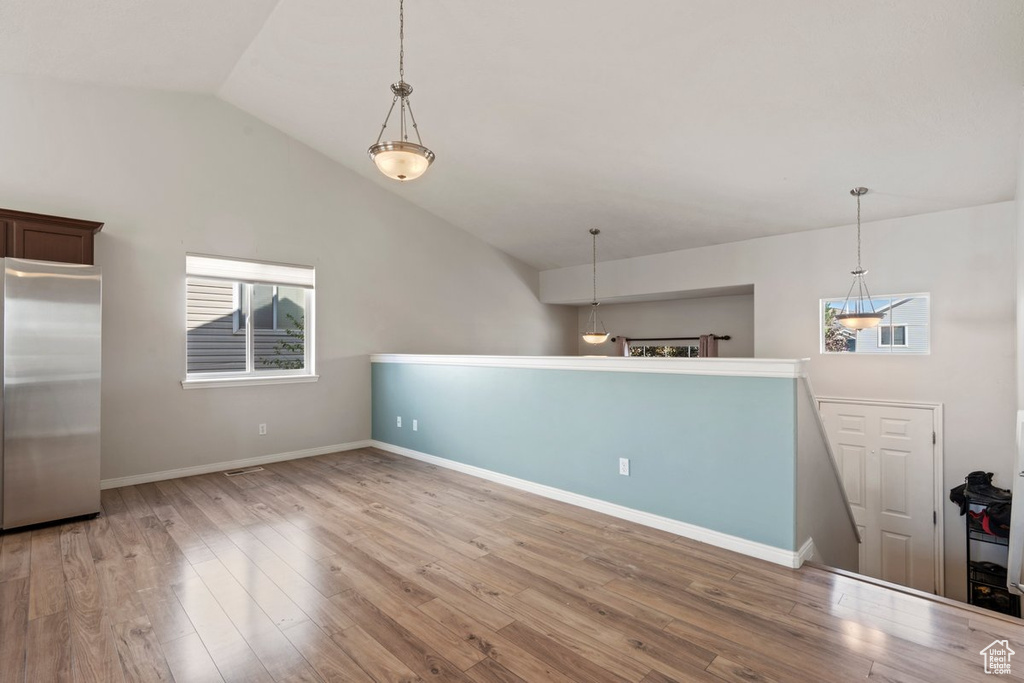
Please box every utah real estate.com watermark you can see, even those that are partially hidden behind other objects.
[980,640,1015,675]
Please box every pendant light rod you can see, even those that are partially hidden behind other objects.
[590,228,600,305]
[851,186,868,272]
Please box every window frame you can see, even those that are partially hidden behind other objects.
[183,255,317,389]
[878,324,909,348]
[232,283,245,334]
[234,283,295,334]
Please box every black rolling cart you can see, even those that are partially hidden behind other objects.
[965,495,1020,617]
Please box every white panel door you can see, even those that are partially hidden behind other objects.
[818,401,937,593]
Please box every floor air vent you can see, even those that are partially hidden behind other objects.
[223,466,265,477]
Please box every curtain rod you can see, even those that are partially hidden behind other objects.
[609,335,731,342]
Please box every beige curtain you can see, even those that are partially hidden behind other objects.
[698,334,719,358]
[615,336,630,357]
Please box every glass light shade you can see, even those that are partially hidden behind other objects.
[837,312,885,330]
[368,141,435,181]
[582,332,610,344]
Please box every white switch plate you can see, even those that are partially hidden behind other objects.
[619,458,629,476]
[412,419,418,431]
[258,423,267,436]
[397,416,402,428]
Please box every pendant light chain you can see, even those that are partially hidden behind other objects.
[399,0,405,83]
[592,230,598,304]
[399,0,406,142]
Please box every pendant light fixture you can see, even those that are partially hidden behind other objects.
[582,229,610,345]
[368,0,435,182]
[837,187,885,330]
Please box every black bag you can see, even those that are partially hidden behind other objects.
[949,483,967,515]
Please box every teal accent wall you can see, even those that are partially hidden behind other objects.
[372,362,797,550]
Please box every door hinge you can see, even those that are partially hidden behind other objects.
[933,511,937,525]
[932,431,936,445]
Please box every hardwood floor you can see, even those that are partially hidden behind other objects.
[1,447,1021,682]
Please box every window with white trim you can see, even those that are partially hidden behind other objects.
[185,254,315,382]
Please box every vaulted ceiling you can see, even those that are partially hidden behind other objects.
[2,1,1022,268]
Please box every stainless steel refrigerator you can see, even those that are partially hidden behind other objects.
[0,258,101,530]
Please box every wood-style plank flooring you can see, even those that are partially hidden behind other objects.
[1,447,1021,682]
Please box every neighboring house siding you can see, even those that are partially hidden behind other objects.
[854,297,929,353]
[186,280,303,373]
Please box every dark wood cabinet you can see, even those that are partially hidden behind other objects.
[0,208,103,265]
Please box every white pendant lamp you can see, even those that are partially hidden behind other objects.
[368,0,435,181]
[582,228,610,345]
[837,187,885,330]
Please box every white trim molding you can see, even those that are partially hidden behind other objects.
[370,354,808,379]
[370,440,809,569]
[100,440,371,489]
[796,538,818,565]
[181,374,320,390]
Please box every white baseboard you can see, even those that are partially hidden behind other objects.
[369,440,807,569]
[100,440,373,490]
[796,537,817,566]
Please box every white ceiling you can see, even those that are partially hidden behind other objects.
[2,1,1023,269]
[0,0,280,91]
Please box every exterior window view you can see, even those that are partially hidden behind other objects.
[187,280,308,374]
[821,294,930,354]
[184,254,315,380]
[630,343,700,357]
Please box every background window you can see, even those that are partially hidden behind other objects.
[820,293,929,355]
[879,325,908,347]
[629,344,700,358]
[186,255,315,379]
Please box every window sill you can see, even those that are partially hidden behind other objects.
[181,374,319,390]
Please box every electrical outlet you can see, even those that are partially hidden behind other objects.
[412,419,418,431]
[258,423,267,436]
[397,416,402,428]
[619,458,630,476]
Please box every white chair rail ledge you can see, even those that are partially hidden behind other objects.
[369,354,808,379]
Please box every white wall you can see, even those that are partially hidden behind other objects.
[575,294,754,357]
[1017,126,1024,408]
[795,377,859,572]
[543,201,1017,601]
[0,75,576,482]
